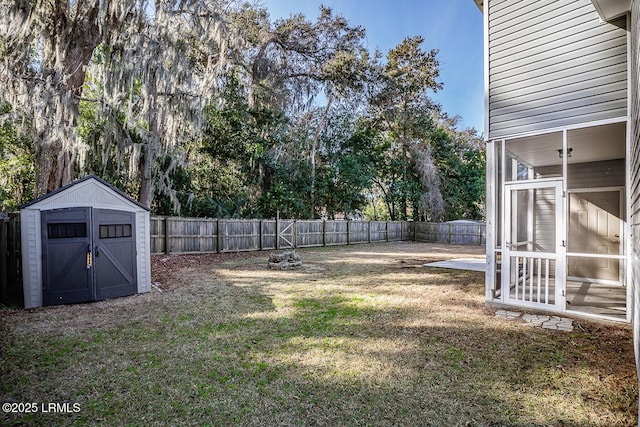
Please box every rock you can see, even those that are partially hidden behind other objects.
[268,251,301,269]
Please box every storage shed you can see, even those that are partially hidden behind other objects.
[20,175,151,308]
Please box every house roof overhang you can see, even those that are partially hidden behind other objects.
[590,0,630,21]
[473,0,629,19]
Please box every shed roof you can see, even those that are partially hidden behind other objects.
[20,175,149,211]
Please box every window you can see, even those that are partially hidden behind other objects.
[47,223,87,239]
[99,224,132,239]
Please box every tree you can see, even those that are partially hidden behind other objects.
[0,103,34,211]
[198,73,283,217]
[315,110,382,218]
[0,0,242,208]
[0,1,139,196]
[367,36,444,220]
[429,118,485,220]
[242,6,370,216]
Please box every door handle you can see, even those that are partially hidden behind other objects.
[86,248,93,269]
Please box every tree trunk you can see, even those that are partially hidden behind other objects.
[34,141,59,197]
[138,136,158,210]
[34,104,78,196]
[401,143,408,220]
[30,3,102,196]
[138,69,160,210]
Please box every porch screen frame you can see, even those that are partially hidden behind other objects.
[502,179,566,312]
[566,186,626,286]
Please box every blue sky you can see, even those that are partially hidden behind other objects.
[261,0,485,133]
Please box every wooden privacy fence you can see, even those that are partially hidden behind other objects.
[0,213,23,306]
[151,217,485,254]
[413,221,486,246]
[0,215,484,303]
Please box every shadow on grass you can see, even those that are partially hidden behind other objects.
[0,246,636,426]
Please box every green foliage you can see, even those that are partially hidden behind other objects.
[0,103,34,211]
[0,5,486,221]
[78,97,141,199]
[258,172,312,219]
[430,124,485,220]
[366,37,446,221]
[315,113,383,219]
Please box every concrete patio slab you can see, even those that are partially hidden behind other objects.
[424,258,486,272]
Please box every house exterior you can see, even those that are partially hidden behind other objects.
[475,0,639,324]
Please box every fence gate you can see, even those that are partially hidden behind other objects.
[277,219,295,249]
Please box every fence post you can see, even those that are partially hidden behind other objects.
[478,224,482,246]
[0,215,8,304]
[275,213,280,250]
[367,221,371,243]
[322,220,326,246]
[259,220,263,251]
[293,220,297,249]
[346,221,351,245]
[164,217,170,254]
[216,219,221,253]
[386,221,389,242]
[448,223,452,244]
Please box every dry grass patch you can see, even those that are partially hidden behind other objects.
[1,242,637,426]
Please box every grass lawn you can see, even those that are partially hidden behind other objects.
[0,242,637,426]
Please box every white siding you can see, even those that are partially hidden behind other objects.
[534,188,556,253]
[20,209,42,308]
[136,211,152,293]
[536,159,625,188]
[489,0,628,138]
[630,0,640,372]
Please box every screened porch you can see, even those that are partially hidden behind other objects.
[487,121,629,322]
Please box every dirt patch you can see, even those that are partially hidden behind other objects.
[151,251,259,289]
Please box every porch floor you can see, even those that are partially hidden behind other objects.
[426,259,628,321]
[566,281,627,320]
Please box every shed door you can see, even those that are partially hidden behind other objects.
[42,208,93,305]
[93,209,137,300]
[41,207,137,306]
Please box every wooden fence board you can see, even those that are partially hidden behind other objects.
[261,220,277,250]
[148,217,485,254]
[0,213,23,306]
[296,221,324,247]
[1,214,484,306]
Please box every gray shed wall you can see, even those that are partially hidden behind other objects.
[489,0,628,139]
